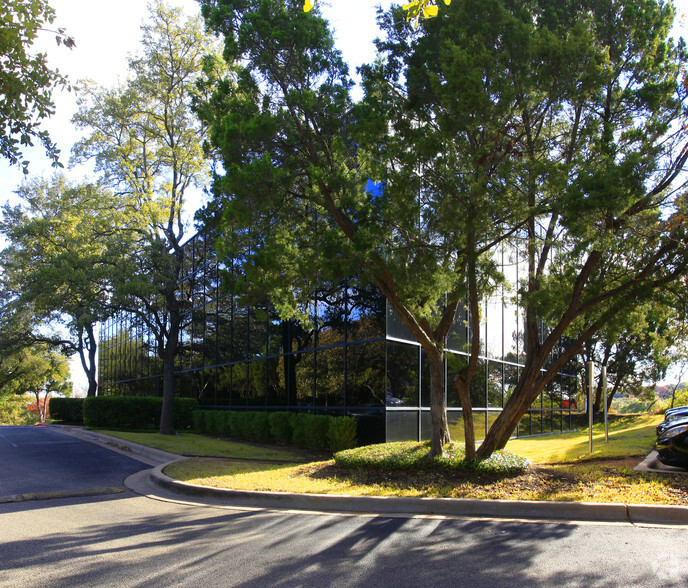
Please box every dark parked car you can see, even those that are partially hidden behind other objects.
[656,407,688,436]
[664,405,688,417]
[656,418,688,468]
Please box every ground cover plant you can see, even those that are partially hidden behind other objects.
[158,413,688,505]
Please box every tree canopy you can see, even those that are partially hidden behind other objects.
[0,0,73,173]
[0,175,124,396]
[197,0,688,458]
[72,1,222,433]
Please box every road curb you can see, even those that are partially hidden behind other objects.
[48,425,182,466]
[150,461,682,524]
[0,487,124,504]
[53,427,688,525]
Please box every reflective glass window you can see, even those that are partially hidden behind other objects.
[386,341,419,407]
[315,347,345,406]
[386,411,419,442]
[345,340,385,407]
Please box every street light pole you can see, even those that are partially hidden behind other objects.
[588,361,594,453]
[602,365,608,443]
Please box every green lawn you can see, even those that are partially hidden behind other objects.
[101,415,688,505]
[505,413,661,464]
[95,429,309,461]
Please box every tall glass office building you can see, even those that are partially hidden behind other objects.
[99,232,579,443]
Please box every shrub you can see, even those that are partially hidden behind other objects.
[83,396,198,429]
[269,412,294,443]
[293,413,331,450]
[248,412,272,443]
[327,416,357,452]
[208,410,225,435]
[223,411,240,438]
[334,441,530,474]
[192,409,208,432]
[172,398,199,429]
[49,397,85,425]
[191,410,358,453]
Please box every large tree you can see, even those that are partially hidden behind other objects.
[0,175,123,396]
[209,0,688,458]
[197,0,605,457]
[0,0,73,172]
[1,344,71,423]
[477,0,688,455]
[72,1,222,433]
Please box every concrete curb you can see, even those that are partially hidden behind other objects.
[50,426,688,525]
[0,487,124,504]
[634,450,688,475]
[149,460,688,525]
[48,425,182,466]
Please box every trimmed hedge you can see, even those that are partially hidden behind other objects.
[193,410,358,453]
[83,396,199,429]
[49,397,84,425]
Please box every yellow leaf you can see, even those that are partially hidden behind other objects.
[422,5,439,18]
[303,0,314,12]
[443,0,451,5]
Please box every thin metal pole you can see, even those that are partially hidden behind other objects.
[602,365,608,443]
[588,361,594,454]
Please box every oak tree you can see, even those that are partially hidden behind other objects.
[0,175,123,396]
[72,1,222,433]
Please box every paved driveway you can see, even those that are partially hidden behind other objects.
[0,426,149,498]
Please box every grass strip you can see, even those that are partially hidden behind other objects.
[95,429,308,461]
[505,414,661,464]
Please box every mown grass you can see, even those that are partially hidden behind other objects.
[163,455,688,504]
[95,429,308,461]
[505,413,662,464]
[108,414,688,505]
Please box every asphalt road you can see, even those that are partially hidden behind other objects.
[0,426,686,587]
[0,425,149,497]
[1,492,687,587]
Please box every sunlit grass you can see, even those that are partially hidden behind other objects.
[108,414,688,504]
[165,458,410,496]
[505,414,661,464]
[164,456,688,504]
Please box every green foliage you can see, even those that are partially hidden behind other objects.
[612,397,664,415]
[0,343,71,423]
[48,397,83,425]
[0,176,126,397]
[268,411,295,443]
[71,1,224,433]
[327,415,357,452]
[0,394,36,424]
[83,396,198,429]
[192,409,206,431]
[0,0,73,172]
[292,413,331,450]
[228,411,247,438]
[248,411,272,442]
[334,441,529,474]
[192,409,356,452]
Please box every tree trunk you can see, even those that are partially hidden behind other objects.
[454,377,475,460]
[477,364,542,456]
[159,309,180,435]
[427,346,450,457]
[33,389,44,423]
[78,324,99,397]
[159,347,176,435]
